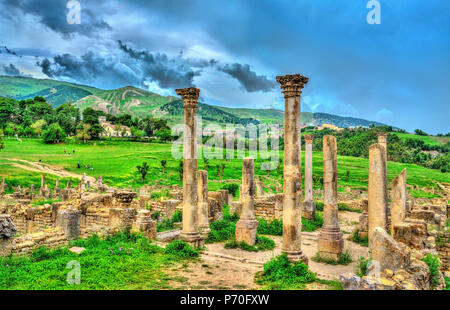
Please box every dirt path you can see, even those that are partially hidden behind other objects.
[4,158,97,185]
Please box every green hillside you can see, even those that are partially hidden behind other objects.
[392,132,450,146]
[1,75,392,128]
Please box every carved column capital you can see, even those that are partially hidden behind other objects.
[176,87,200,108]
[304,134,314,144]
[276,74,309,98]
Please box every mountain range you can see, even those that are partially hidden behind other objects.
[0,75,389,128]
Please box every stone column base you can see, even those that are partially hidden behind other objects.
[302,200,316,220]
[199,225,211,236]
[318,227,344,260]
[180,231,205,248]
[282,249,309,265]
[235,219,258,245]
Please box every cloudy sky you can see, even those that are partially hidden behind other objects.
[0,0,449,134]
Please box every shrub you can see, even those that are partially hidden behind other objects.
[164,240,199,258]
[301,212,324,232]
[221,183,239,197]
[255,254,317,289]
[171,210,182,223]
[206,219,236,243]
[42,123,66,144]
[257,218,283,236]
[352,229,369,247]
[422,254,441,289]
[355,256,371,277]
[222,204,239,222]
[315,201,324,211]
[445,277,450,290]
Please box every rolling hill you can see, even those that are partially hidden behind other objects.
[0,75,389,128]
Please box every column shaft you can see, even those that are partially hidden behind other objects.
[198,170,210,234]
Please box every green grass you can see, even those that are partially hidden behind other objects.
[354,256,371,277]
[392,132,450,146]
[205,205,238,243]
[1,138,448,194]
[156,210,182,232]
[256,213,324,236]
[422,254,441,289]
[0,230,197,290]
[352,229,369,247]
[31,198,62,206]
[311,250,352,265]
[224,235,275,252]
[338,203,361,213]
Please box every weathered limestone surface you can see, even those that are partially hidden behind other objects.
[198,170,210,235]
[390,169,407,233]
[176,87,203,247]
[393,221,427,249]
[277,73,308,263]
[318,135,343,260]
[0,177,5,195]
[0,214,17,238]
[235,157,258,245]
[302,134,315,220]
[56,210,81,240]
[256,181,264,197]
[132,210,157,239]
[371,227,410,272]
[358,198,369,238]
[368,144,388,244]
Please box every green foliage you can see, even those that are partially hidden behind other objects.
[136,161,149,183]
[164,240,199,258]
[156,210,183,232]
[352,229,369,247]
[301,212,324,232]
[445,277,450,290]
[205,205,238,243]
[31,198,62,206]
[257,218,283,236]
[415,129,428,136]
[312,250,352,265]
[355,256,371,277]
[422,254,441,289]
[314,201,324,211]
[171,210,182,223]
[0,230,199,289]
[338,203,362,213]
[255,254,317,289]
[224,236,275,252]
[42,123,66,144]
[221,183,239,197]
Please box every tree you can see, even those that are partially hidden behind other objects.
[130,127,144,140]
[76,124,92,143]
[31,119,47,137]
[161,160,167,173]
[82,108,103,139]
[414,129,428,136]
[0,97,14,128]
[42,123,66,144]
[0,129,4,151]
[136,162,150,183]
[155,129,172,142]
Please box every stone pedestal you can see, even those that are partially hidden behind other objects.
[56,210,81,240]
[318,135,343,260]
[302,200,316,220]
[132,210,157,239]
[235,157,258,245]
[177,87,204,247]
[277,74,308,264]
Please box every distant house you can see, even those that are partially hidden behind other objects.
[98,117,132,137]
[315,123,343,131]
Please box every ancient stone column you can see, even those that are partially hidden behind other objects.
[256,180,264,196]
[390,169,407,234]
[198,170,210,235]
[81,173,87,191]
[368,144,388,244]
[56,210,81,240]
[0,177,5,195]
[39,174,46,196]
[235,157,258,245]
[376,132,389,176]
[318,135,344,260]
[276,74,308,263]
[176,87,203,247]
[303,134,316,220]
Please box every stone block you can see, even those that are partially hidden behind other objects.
[393,222,427,249]
[370,227,410,272]
[235,219,258,245]
[302,200,316,220]
[55,210,81,240]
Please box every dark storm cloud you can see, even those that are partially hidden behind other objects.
[0,46,21,57]
[2,63,30,76]
[216,63,276,92]
[3,0,111,38]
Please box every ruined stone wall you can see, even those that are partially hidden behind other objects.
[437,233,450,273]
[9,205,53,234]
[254,196,276,220]
[9,228,68,256]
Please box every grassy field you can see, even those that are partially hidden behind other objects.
[0,138,448,197]
[391,132,450,146]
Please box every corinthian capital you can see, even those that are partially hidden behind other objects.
[305,134,314,144]
[175,87,200,108]
[276,74,309,98]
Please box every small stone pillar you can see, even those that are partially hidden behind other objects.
[176,87,204,247]
[132,210,157,239]
[368,144,388,245]
[0,177,5,195]
[303,134,316,220]
[81,173,87,192]
[87,180,91,190]
[256,181,264,196]
[277,73,308,263]
[235,157,258,245]
[54,178,60,196]
[390,169,407,234]
[66,180,71,189]
[39,174,46,196]
[318,135,344,260]
[198,170,210,235]
[358,198,369,238]
[56,209,81,240]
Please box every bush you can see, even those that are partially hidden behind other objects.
[255,254,317,289]
[445,277,450,290]
[171,210,182,223]
[257,218,283,236]
[221,183,239,197]
[224,236,275,252]
[422,254,441,289]
[301,212,324,232]
[312,250,352,265]
[164,240,199,258]
[156,210,183,232]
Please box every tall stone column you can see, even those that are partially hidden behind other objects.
[390,169,406,234]
[277,74,308,263]
[376,132,389,175]
[303,134,316,220]
[198,170,210,235]
[318,135,344,260]
[176,87,203,247]
[368,144,388,245]
[235,157,258,245]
